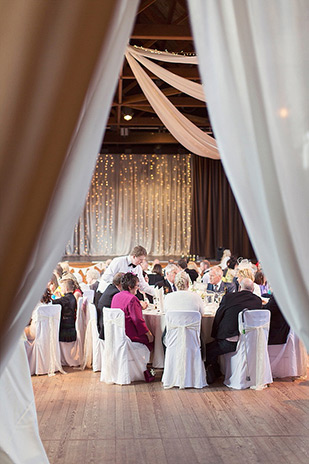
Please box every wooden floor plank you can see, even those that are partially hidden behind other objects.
[31,368,309,464]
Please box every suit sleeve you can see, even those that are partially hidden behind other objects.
[211,294,228,338]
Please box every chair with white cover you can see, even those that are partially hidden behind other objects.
[25,304,65,376]
[162,311,207,389]
[268,330,308,379]
[82,302,104,372]
[100,307,150,385]
[0,337,49,463]
[83,289,95,304]
[224,309,273,390]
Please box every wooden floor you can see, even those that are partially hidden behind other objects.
[32,368,309,464]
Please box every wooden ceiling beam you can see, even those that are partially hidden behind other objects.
[138,0,158,14]
[122,65,200,80]
[131,24,192,40]
[116,96,206,107]
[121,87,181,104]
[103,132,178,144]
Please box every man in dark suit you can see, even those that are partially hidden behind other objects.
[178,258,198,283]
[207,265,236,293]
[263,295,290,345]
[97,272,123,339]
[155,264,178,295]
[205,278,262,383]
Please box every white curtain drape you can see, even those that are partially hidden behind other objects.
[188,0,309,348]
[125,49,220,159]
[0,0,139,375]
[66,153,192,257]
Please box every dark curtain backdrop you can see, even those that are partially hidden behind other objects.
[190,154,255,259]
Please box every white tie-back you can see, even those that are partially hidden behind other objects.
[165,320,200,389]
[239,321,270,390]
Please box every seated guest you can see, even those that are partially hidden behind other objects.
[47,273,61,298]
[199,259,211,284]
[164,271,204,315]
[177,258,198,283]
[237,267,261,297]
[263,295,290,345]
[155,263,178,294]
[136,271,153,304]
[85,268,100,292]
[148,263,164,285]
[24,288,52,341]
[207,266,236,293]
[97,272,123,340]
[111,273,154,351]
[187,261,199,283]
[205,278,262,383]
[255,271,270,297]
[222,256,237,283]
[52,279,77,342]
[220,249,232,270]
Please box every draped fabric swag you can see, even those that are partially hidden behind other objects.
[188,0,309,348]
[190,155,255,259]
[125,47,219,159]
[66,153,192,257]
[0,0,139,375]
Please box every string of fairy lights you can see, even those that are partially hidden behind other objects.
[67,154,192,256]
[132,44,197,57]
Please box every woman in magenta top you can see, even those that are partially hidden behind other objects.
[111,272,154,351]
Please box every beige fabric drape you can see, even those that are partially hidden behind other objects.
[0,0,139,374]
[126,50,220,159]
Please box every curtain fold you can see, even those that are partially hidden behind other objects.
[0,0,139,374]
[188,0,309,348]
[66,153,192,257]
[190,155,255,259]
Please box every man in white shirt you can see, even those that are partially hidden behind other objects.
[97,245,155,297]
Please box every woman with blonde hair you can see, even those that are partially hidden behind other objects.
[237,267,261,297]
[164,271,204,314]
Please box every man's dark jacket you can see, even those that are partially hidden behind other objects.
[211,290,262,340]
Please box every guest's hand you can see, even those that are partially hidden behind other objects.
[146,330,154,343]
[140,300,148,310]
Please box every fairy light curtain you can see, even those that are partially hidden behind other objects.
[188,0,309,348]
[66,153,192,257]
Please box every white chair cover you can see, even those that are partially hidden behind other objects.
[82,303,104,372]
[83,289,95,304]
[0,337,49,463]
[25,304,65,376]
[224,310,273,390]
[268,330,308,379]
[100,308,149,385]
[162,311,207,389]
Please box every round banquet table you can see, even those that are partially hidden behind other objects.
[143,304,218,368]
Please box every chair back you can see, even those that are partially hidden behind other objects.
[162,310,206,389]
[224,309,272,390]
[82,303,102,371]
[83,289,95,304]
[28,304,64,375]
[101,308,129,384]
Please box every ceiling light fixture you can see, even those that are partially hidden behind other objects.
[123,107,134,121]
